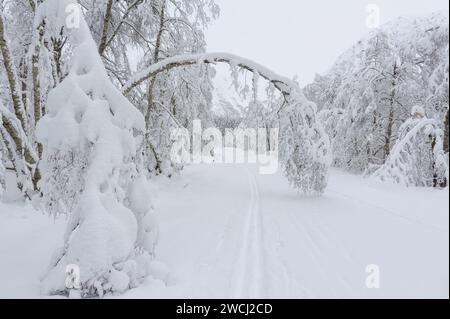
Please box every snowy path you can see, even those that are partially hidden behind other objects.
[0,164,448,298]
[232,169,264,298]
[124,164,449,299]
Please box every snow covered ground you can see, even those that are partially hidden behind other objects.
[0,164,448,299]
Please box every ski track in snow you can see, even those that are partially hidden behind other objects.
[0,165,448,299]
[232,168,264,298]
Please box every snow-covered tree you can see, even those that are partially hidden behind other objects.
[0,0,220,194]
[280,92,332,195]
[0,0,335,297]
[0,0,71,196]
[317,107,344,166]
[0,4,39,195]
[374,106,448,187]
[112,0,219,176]
[213,96,243,133]
[306,14,449,187]
[36,0,158,297]
[72,0,219,177]
[124,52,332,194]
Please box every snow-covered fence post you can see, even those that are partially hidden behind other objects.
[36,0,158,297]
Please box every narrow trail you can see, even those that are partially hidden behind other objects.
[233,168,265,298]
[0,164,447,298]
[124,164,448,298]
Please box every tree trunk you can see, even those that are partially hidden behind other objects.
[444,109,449,154]
[0,114,36,191]
[19,59,29,115]
[430,134,438,188]
[145,0,166,170]
[0,13,28,132]
[0,13,38,191]
[384,107,394,159]
[98,0,114,55]
[32,22,44,143]
[383,62,399,160]
[49,35,64,87]
[146,0,166,125]
[27,19,47,190]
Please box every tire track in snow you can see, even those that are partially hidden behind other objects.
[232,168,264,298]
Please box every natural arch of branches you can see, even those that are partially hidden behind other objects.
[123,52,297,102]
[124,52,332,195]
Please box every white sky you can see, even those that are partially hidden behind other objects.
[206,0,449,86]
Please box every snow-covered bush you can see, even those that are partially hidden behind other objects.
[36,0,158,297]
[374,106,448,187]
[280,92,332,195]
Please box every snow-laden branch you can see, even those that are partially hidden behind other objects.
[122,52,299,98]
[373,117,445,187]
[386,119,437,158]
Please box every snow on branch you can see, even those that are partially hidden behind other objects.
[122,52,299,98]
[36,0,157,297]
[373,116,448,187]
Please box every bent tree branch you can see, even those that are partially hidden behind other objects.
[122,52,299,100]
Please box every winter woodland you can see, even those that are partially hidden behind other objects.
[0,0,448,298]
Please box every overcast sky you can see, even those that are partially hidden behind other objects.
[206,0,449,86]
